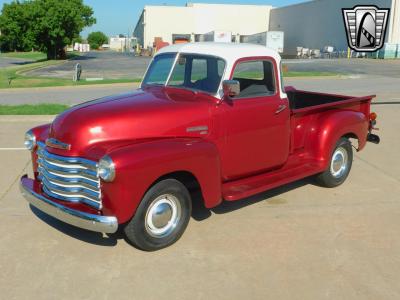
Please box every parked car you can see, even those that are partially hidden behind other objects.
[20,43,380,251]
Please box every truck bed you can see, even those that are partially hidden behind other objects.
[285,86,375,113]
[286,89,348,109]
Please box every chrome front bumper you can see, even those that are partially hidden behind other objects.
[20,175,118,233]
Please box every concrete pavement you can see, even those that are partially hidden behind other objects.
[0,104,399,299]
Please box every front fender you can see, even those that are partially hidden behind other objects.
[307,110,368,169]
[101,138,222,223]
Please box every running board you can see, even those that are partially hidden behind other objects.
[222,163,322,201]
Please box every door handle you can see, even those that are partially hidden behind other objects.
[275,104,287,114]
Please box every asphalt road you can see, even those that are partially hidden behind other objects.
[0,56,35,68]
[284,58,400,78]
[0,104,399,299]
[26,51,151,79]
[24,50,400,80]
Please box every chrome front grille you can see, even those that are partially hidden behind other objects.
[37,142,101,209]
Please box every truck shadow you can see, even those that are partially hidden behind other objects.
[29,177,316,247]
[192,177,315,221]
[30,205,120,247]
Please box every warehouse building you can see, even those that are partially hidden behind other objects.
[134,0,400,57]
[134,3,272,48]
[269,0,399,56]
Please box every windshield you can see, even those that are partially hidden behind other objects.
[142,53,176,86]
[142,53,226,94]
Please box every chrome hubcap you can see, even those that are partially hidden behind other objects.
[330,147,348,178]
[145,194,181,238]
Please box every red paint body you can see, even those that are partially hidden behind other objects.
[28,61,374,224]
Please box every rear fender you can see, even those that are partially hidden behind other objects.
[100,138,222,223]
[307,110,368,169]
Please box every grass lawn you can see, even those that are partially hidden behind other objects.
[283,71,339,77]
[0,104,69,115]
[0,59,140,89]
[0,51,47,62]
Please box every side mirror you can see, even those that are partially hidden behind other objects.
[222,80,240,98]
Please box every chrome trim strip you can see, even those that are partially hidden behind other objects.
[37,151,98,172]
[38,166,99,189]
[20,176,117,233]
[186,126,209,133]
[41,185,102,210]
[45,138,71,151]
[37,158,98,179]
[40,176,100,199]
[38,141,98,167]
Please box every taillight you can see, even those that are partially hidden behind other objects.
[369,112,378,129]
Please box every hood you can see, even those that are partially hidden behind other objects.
[47,87,215,158]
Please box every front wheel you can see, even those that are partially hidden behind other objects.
[315,137,353,188]
[124,179,192,251]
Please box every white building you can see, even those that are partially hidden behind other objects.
[109,36,138,52]
[269,0,399,56]
[134,3,272,48]
[134,0,400,57]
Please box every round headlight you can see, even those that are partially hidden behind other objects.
[24,130,36,151]
[98,155,116,182]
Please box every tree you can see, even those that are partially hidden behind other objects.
[0,1,36,52]
[31,0,96,59]
[87,31,108,50]
[0,0,96,59]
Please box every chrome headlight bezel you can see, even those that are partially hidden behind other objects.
[24,130,36,151]
[98,155,116,182]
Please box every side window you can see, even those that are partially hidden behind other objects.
[232,60,276,98]
[191,59,207,83]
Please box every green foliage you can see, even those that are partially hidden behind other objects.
[0,1,36,51]
[0,51,47,62]
[87,31,108,50]
[0,104,69,115]
[0,0,96,59]
[72,35,84,45]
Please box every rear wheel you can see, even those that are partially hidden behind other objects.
[124,179,192,251]
[315,137,353,188]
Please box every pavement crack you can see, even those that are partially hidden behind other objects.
[355,154,400,183]
[0,159,30,202]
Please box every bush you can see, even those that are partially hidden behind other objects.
[87,31,108,50]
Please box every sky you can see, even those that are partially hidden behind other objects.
[0,0,306,37]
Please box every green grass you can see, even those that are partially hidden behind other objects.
[0,51,47,62]
[283,71,339,77]
[0,59,141,89]
[0,104,69,115]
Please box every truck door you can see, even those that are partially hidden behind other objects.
[221,58,290,180]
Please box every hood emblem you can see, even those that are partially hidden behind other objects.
[45,138,71,150]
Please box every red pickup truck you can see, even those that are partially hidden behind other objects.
[20,43,380,251]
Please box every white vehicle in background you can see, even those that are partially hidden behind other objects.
[241,31,284,53]
[202,31,233,43]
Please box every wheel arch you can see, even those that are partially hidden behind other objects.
[100,138,222,224]
[307,110,368,169]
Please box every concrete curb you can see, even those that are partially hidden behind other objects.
[0,115,56,122]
